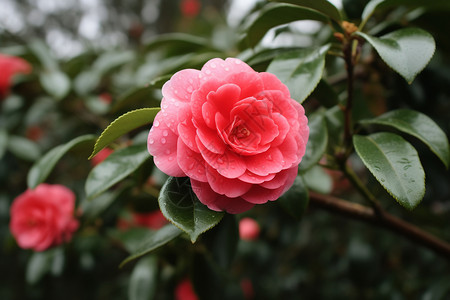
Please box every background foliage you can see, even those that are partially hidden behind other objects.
[1,0,450,299]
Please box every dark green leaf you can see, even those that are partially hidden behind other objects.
[7,135,42,162]
[128,255,158,300]
[85,144,150,200]
[89,108,160,159]
[299,114,328,171]
[279,176,309,220]
[270,0,342,22]
[310,79,339,108]
[79,190,121,220]
[26,248,63,285]
[120,224,181,268]
[145,33,212,53]
[111,86,158,113]
[28,41,58,70]
[159,177,224,243]
[267,44,330,103]
[0,129,7,159]
[243,3,330,48]
[357,28,435,83]
[40,69,71,100]
[353,133,425,210]
[361,0,450,30]
[360,109,450,168]
[27,135,96,188]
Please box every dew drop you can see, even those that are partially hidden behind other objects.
[187,86,193,93]
[163,130,169,137]
[165,149,171,154]
[168,156,174,161]
[205,69,211,75]
[380,178,385,182]
[174,90,178,94]
[235,60,241,64]
[149,138,155,144]
[266,154,272,161]
[153,120,160,127]
[211,63,216,68]
[162,103,169,109]
[189,79,194,84]
[161,138,167,144]
[198,73,203,79]
[225,67,229,71]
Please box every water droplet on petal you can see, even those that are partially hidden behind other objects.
[163,130,169,137]
[225,67,229,71]
[235,60,241,64]
[211,63,216,68]
[205,69,211,75]
[267,154,272,161]
[149,138,155,144]
[161,138,167,144]
[187,86,193,93]
[174,90,178,94]
[168,156,173,161]
[165,149,171,154]
[153,120,160,127]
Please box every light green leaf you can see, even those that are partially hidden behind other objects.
[7,135,42,162]
[159,177,224,243]
[40,69,71,100]
[303,165,333,194]
[119,224,181,268]
[360,109,450,168]
[89,108,160,159]
[93,51,135,75]
[28,41,57,70]
[270,0,342,22]
[279,176,309,220]
[353,133,425,210]
[243,3,330,48]
[299,114,328,171]
[85,144,150,200]
[128,255,158,300]
[26,248,64,285]
[267,44,330,103]
[357,28,435,83]
[74,70,101,96]
[27,135,96,189]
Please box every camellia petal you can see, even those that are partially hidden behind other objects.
[205,165,252,198]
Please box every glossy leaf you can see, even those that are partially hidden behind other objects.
[303,165,333,194]
[128,255,158,300]
[243,3,329,48]
[361,0,450,30]
[40,69,71,100]
[27,135,96,189]
[360,109,450,168]
[26,248,64,285]
[89,107,160,159]
[357,28,435,83]
[299,114,328,171]
[79,190,121,220]
[270,0,342,22]
[120,224,181,268]
[85,144,149,200]
[279,176,309,220]
[159,177,224,243]
[267,44,330,103]
[353,133,425,210]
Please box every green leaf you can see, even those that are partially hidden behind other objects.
[279,176,309,220]
[79,190,121,220]
[89,108,160,159]
[27,135,96,189]
[40,69,71,100]
[360,109,450,168]
[74,70,101,96]
[353,133,425,210]
[0,129,7,159]
[28,40,58,70]
[361,0,450,30]
[85,144,150,200]
[357,28,435,83]
[7,135,41,162]
[145,33,212,54]
[270,0,342,22]
[111,86,159,113]
[119,224,181,268]
[158,177,224,243]
[303,165,333,194]
[299,114,328,171]
[267,44,330,103]
[26,248,64,285]
[93,51,135,75]
[128,255,158,300]
[243,3,330,48]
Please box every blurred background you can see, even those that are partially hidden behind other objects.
[1,0,450,299]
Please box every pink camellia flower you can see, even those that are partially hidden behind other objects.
[9,184,79,251]
[239,217,260,241]
[180,0,201,18]
[132,210,168,230]
[91,147,114,166]
[0,53,32,99]
[148,58,309,213]
[175,279,198,300]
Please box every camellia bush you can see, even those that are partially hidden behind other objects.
[2,0,450,299]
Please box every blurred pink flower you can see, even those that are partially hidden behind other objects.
[175,278,198,300]
[132,210,168,230]
[91,147,114,166]
[239,217,260,241]
[99,92,112,104]
[181,0,201,18]
[148,58,309,213]
[9,184,79,251]
[0,53,32,99]
[240,278,255,299]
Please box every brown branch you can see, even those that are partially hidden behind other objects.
[309,191,450,259]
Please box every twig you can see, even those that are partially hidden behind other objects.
[309,191,450,259]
